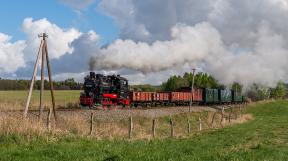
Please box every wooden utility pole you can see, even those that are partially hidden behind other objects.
[23,33,57,123]
[189,68,196,112]
[39,38,46,121]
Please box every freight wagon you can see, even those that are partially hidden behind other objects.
[219,89,232,103]
[152,92,170,106]
[170,92,191,105]
[203,88,219,104]
[232,90,243,103]
[130,92,154,107]
[80,73,245,108]
[192,89,203,103]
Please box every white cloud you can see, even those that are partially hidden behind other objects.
[98,0,151,41]
[0,33,26,74]
[52,30,100,74]
[1,17,100,79]
[22,18,82,61]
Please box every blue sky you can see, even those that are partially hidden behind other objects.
[0,0,287,86]
[0,0,118,44]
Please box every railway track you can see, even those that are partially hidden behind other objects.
[0,103,245,113]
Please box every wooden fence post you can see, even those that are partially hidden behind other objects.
[221,107,225,126]
[89,112,94,135]
[46,106,52,131]
[198,117,202,131]
[187,119,191,134]
[210,112,217,128]
[235,106,238,119]
[229,107,232,123]
[170,117,174,137]
[152,118,156,138]
[129,117,133,139]
[240,105,243,118]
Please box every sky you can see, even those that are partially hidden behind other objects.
[0,0,288,86]
[0,0,117,44]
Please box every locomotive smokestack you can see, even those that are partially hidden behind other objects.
[90,72,96,78]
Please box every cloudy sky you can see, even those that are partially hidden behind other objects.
[0,0,288,86]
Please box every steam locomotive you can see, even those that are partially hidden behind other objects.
[80,72,130,108]
[80,72,245,108]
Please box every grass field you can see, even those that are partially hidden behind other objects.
[0,100,287,160]
[0,90,81,111]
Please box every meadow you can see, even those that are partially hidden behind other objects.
[0,90,81,111]
[0,98,287,160]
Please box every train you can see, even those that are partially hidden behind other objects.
[80,72,245,108]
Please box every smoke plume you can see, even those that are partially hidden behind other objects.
[89,0,288,86]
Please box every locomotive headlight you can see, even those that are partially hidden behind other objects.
[89,92,93,96]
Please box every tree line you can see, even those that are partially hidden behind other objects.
[0,78,82,90]
[161,72,223,91]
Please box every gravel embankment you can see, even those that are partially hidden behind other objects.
[1,106,223,122]
[60,106,217,121]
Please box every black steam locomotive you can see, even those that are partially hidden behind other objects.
[80,72,130,108]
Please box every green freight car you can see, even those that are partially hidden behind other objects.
[232,90,243,102]
[213,89,219,102]
[203,88,219,104]
[218,89,232,103]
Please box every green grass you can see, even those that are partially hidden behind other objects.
[0,100,288,160]
[0,90,81,110]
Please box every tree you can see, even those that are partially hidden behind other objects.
[246,83,270,101]
[270,81,286,99]
[161,72,221,91]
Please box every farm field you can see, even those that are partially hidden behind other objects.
[0,90,81,111]
[0,100,287,160]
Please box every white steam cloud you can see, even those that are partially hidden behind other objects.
[91,22,225,73]
[90,0,288,87]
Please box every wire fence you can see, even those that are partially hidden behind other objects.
[75,105,246,139]
[0,105,248,140]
